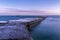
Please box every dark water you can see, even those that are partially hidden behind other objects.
[0,15,60,40]
[0,16,40,21]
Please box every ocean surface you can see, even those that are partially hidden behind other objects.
[0,16,40,21]
[30,16,60,40]
[0,15,60,40]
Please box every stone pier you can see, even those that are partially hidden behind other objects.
[0,16,47,40]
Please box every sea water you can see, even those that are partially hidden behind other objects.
[0,15,40,21]
[30,16,60,40]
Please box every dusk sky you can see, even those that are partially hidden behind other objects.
[0,0,60,15]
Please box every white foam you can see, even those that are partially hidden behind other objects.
[0,21,8,24]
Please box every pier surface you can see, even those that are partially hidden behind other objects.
[0,16,46,40]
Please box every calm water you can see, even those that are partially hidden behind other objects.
[0,15,60,40]
[30,16,60,40]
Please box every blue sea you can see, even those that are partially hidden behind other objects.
[30,15,60,40]
[0,15,60,40]
[0,15,40,21]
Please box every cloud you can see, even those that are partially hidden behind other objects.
[0,8,59,15]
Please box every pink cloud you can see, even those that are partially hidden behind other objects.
[0,8,59,15]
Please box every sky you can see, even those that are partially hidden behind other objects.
[0,0,60,15]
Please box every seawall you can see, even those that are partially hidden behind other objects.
[0,16,47,40]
